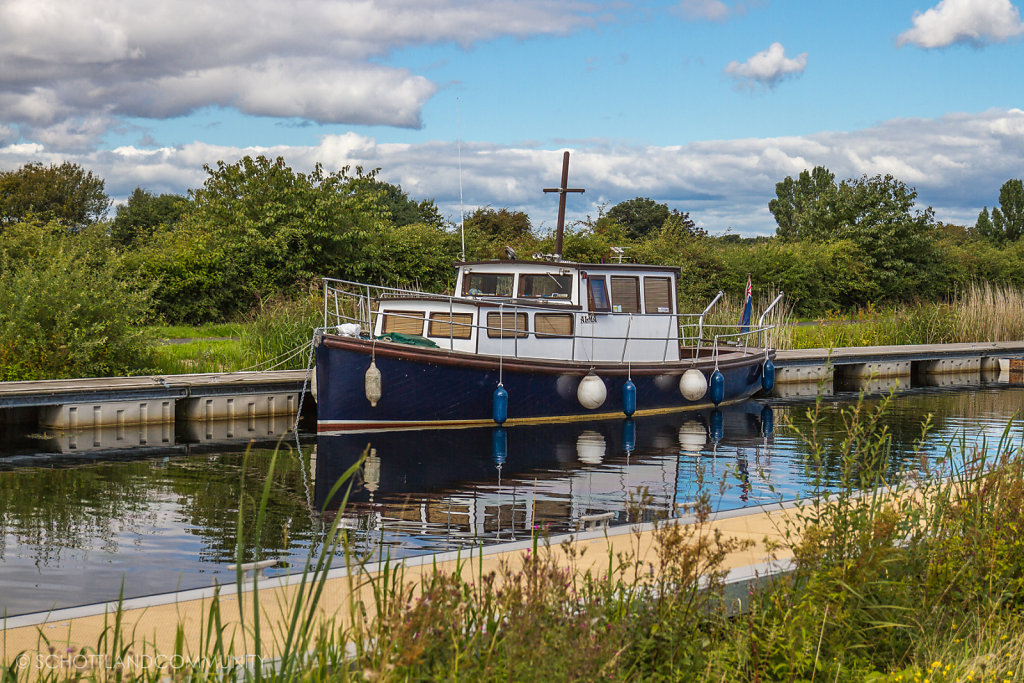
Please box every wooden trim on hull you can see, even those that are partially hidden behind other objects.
[319,334,772,376]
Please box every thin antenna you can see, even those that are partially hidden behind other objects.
[457,98,466,261]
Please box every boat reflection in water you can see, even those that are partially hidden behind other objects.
[313,403,776,555]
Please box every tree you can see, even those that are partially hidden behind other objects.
[662,209,707,239]
[186,155,386,287]
[128,155,387,321]
[0,162,109,230]
[606,197,670,240]
[464,207,532,242]
[838,174,938,301]
[769,167,938,302]
[977,178,1024,244]
[358,179,445,228]
[769,166,839,242]
[976,207,994,238]
[110,188,188,248]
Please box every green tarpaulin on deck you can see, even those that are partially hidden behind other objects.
[376,332,439,348]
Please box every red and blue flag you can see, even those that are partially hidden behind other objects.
[739,274,752,334]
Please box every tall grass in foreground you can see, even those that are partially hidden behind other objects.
[6,393,1024,681]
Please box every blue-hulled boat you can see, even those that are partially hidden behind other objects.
[313,259,777,432]
[313,155,779,433]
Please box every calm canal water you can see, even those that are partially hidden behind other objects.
[1,381,1022,617]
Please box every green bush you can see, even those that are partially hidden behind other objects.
[0,221,155,380]
[363,221,461,292]
[122,221,246,324]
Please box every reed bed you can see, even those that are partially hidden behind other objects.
[784,282,1024,349]
[953,281,1024,343]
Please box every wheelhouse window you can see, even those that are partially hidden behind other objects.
[518,274,572,300]
[610,276,641,313]
[643,276,673,314]
[486,312,528,338]
[428,312,474,339]
[381,310,425,336]
[463,272,513,297]
[585,275,610,312]
[535,313,574,338]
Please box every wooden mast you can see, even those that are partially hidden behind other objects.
[543,151,584,260]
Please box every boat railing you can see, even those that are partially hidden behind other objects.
[321,278,776,363]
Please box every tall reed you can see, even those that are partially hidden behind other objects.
[789,282,1024,349]
[953,281,1024,342]
[239,290,323,371]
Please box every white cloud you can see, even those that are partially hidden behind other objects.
[0,0,602,148]
[2,109,1021,236]
[724,42,808,89]
[897,0,1024,48]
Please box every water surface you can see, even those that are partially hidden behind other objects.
[1,383,1021,616]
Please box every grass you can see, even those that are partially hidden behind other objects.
[150,338,248,375]
[5,390,1024,681]
[787,282,1024,350]
[148,323,241,340]
[146,293,321,374]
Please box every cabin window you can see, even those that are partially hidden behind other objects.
[610,276,641,313]
[643,276,673,314]
[381,310,425,336]
[486,311,528,338]
[518,274,572,300]
[535,313,574,337]
[586,276,611,312]
[463,272,513,297]
[428,312,474,339]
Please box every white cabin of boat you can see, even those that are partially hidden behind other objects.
[372,260,682,363]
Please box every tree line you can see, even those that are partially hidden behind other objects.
[1,155,1022,378]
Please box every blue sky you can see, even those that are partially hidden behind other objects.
[1,0,1022,235]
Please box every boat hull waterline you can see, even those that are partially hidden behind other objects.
[315,335,772,433]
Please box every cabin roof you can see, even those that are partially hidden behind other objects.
[455,259,681,275]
